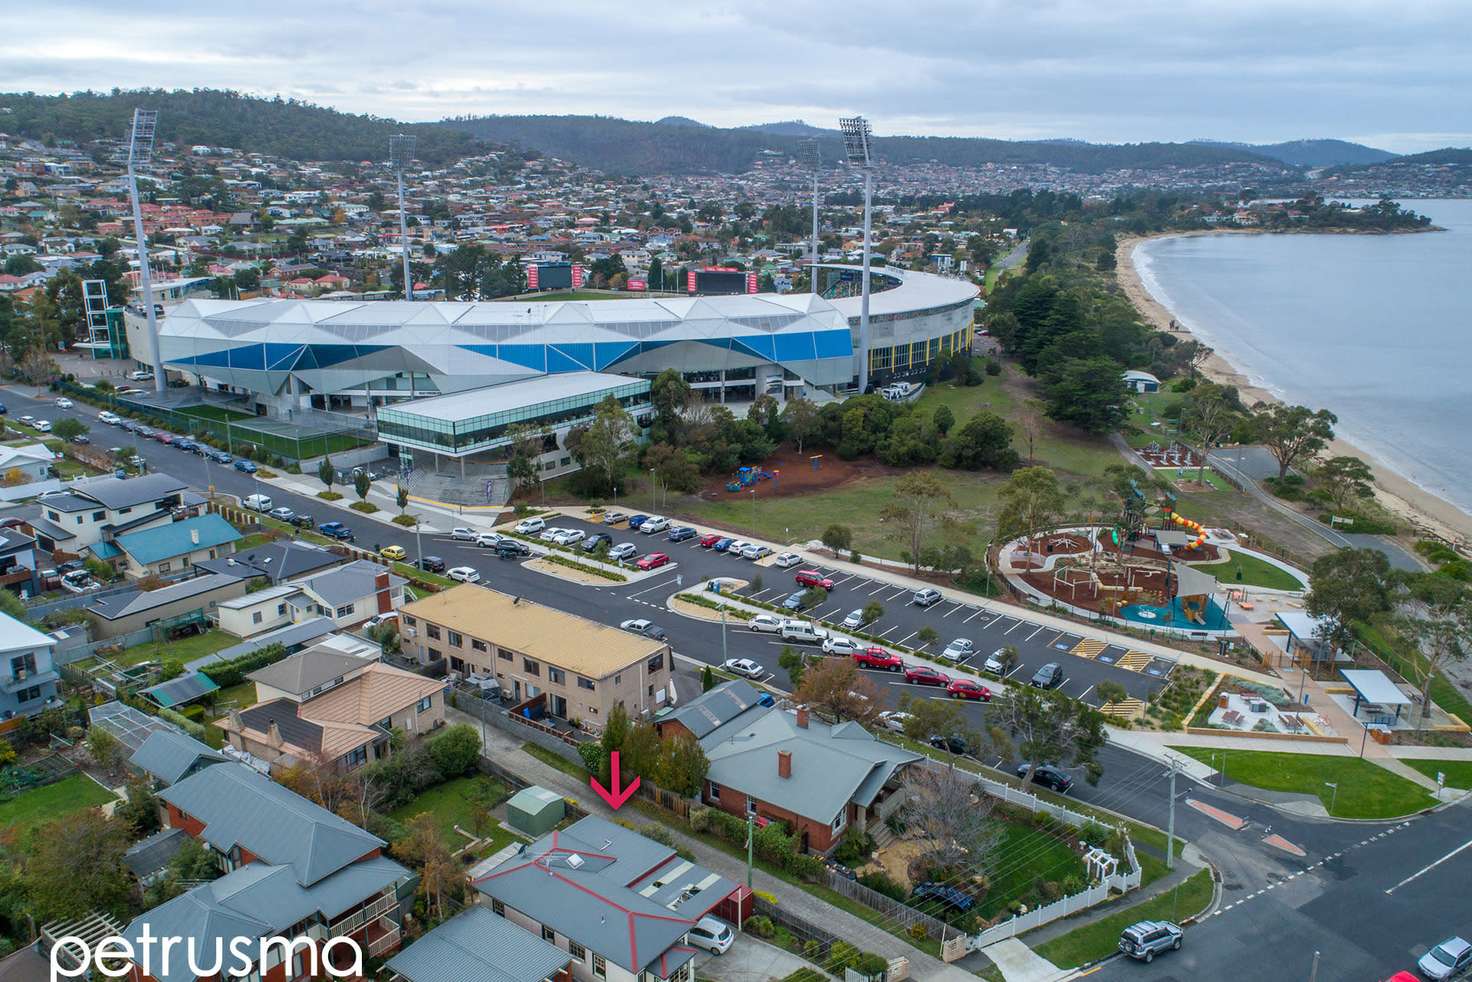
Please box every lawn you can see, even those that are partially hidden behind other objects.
[1167,747,1437,819]
[210,680,256,709]
[175,405,257,423]
[1357,618,1472,726]
[516,290,634,302]
[1196,549,1306,591]
[388,774,513,852]
[113,629,238,669]
[0,774,117,841]
[974,818,1088,920]
[1033,868,1214,969]
[1400,759,1472,791]
[520,742,588,780]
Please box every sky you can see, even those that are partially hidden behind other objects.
[3,0,1470,154]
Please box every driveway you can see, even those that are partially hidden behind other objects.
[695,936,832,982]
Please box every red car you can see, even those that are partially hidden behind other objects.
[947,678,992,701]
[794,569,836,590]
[853,647,904,671]
[636,552,671,571]
[697,533,722,548]
[904,665,951,687]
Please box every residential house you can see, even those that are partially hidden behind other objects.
[0,611,61,731]
[214,584,300,637]
[28,473,188,559]
[128,728,227,787]
[289,559,405,628]
[216,644,445,772]
[386,906,573,982]
[187,616,340,673]
[123,826,189,887]
[400,585,674,727]
[0,525,41,595]
[85,571,247,639]
[114,513,242,579]
[195,539,344,584]
[473,816,747,982]
[0,441,55,482]
[124,762,411,980]
[659,681,921,854]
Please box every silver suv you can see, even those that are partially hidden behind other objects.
[1118,920,1182,963]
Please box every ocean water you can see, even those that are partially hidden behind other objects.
[1134,199,1472,519]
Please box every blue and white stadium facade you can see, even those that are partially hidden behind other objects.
[157,266,978,415]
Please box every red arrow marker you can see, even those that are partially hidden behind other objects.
[590,750,641,810]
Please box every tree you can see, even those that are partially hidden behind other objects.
[570,395,636,495]
[900,766,1001,882]
[655,731,709,797]
[821,524,852,555]
[1043,356,1131,433]
[1179,383,1241,483]
[87,726,128,778]
[939,412,1019,471]
[991,687,1107,786]
[995,644,1020,675]
[777,646,808,688]
[898,695,968,746]
[318,455,334,492]
[620,719,662,785]
[880,472,953,573]
[649,368,692,445]
[426,724,480,777]
[1396,597,1472,724]
[1304,548,1394,655]
[1313,456,1375,513]
[861,601,884,625]
[780,397,820,454]
[395,484,409,516]
[995,466,1066,550]
[22,811,134,922]
[394,813,459,922]
[114,777,161,837]
[793,657,880,725]
[701,664,715,691]
[1252,404,1337,479]
[353,469,371,503]
[932,404,955,436]
[50,417,87,442]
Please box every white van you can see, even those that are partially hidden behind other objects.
[779,619,827,644]
[243,493,273,512]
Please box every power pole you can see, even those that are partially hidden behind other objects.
[1309,950,1321,982]
[1166,756,1179,871]
[720,606,728,665]
[745,810,754,891]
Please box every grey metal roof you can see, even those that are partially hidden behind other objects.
[386,906,570,982]
[124,826,188,878]
[202,539,344,583]
[196,616,337,669]
[474,816,734,975]
[158,762,383,886]
[25,515,75,540]
[663,678,764,739]
[702,705,922,822]
[129,729,227,785]
[294,559,404,609]
[246,645,374,696]
[86,572,242,621]
[70,473,187,510]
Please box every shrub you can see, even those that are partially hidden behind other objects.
[638,824,677,849]
[744,915,774,939]
[426,724,481,776]
[825,941,860,973]
[833,828,875,866]
[985,359,1002,376]
[318,491,344,501]
[859,870,908,901]
[349,501,379,513]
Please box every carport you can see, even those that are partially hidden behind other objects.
[1340,669,1412,724]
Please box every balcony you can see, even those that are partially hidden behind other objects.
[365,918,401,958]
[328,892,398,939]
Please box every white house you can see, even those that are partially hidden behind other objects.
[214,585,300,638]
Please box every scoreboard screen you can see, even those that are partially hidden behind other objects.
[687,268,757,296]
[527,262,574,290]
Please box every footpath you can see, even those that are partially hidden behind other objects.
[445,706,981,982]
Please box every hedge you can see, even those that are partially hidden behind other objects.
[200,643,286,689]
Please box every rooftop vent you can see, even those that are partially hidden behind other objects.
[565,853,585,870]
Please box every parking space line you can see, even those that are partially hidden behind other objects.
[1025,624,1046,641]
[979,614,1004,630]
[628,575,678,598]
[1005,664,1026,680]
[897,632,919,648]
[1076,684,1095,702]
[942,603,964,618]
[876,626,899,638]
[962,608,984,623]
[884,588,908,601]
[752,589,775,599]
[830,575,855,587]
[868,582,890,596]
[815,607,842,621]
[1004,620,1024,635]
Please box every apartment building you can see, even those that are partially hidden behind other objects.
[0,612,60,731]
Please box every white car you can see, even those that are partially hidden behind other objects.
[447,566,481,583]
[939,638,975,662]
[538,526,567,541]
[841,609,866,629]
[728,539,753,555]
[772,552,802,569]
[450,527,477,541]
[821,636,862,656]
[514,517,545,535]
[723,658,765,679]
[983,649,1008,675]
[608,542,637,562]
[475,532,503,547]
[640,516,670,534]
[748,613,784,633]
[877,710,914,734]
[739,543,769,560]
[365,612,399,629]
[128,370,155,381]
[18,415,33,424]
[687,916,735,955]
[32,420,51,432]
[55,398,73,409]
[98,411,121,425]
[553,529,585,546]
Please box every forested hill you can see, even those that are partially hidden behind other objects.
[1190,138,1397,168]
[0,89,486,164]
[440,114,1287,176]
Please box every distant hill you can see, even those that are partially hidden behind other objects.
[653,116,711,128]
[1191,138,1396,168]
[1323,146,1472,177]
[441,114,1286,176]
[0,89,486,164]
[740,120,835,137]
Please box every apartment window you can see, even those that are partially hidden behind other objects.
[491,899,505,916]
[497,647,512,662]
[277,603,287,616]
[402,615,416,626]
[252,611,263,624]
[547,667,565,685]
[448,631,463,647]
[449,656,465,673]
[522,658,540,676]
[417,696,432,712]
[568,941,586,961]
[541,925,555,943]
[18,685,41,703]
[335,603,355,618]
[471,639,487,652]
[593,954,607,979]
[614,673,622,686]
[426,624,441,640]
[10,654,36,677]
[119,506,132,514]
[92,511,105,522]
[378,717,393,729]
[159,561,172,573]
[47,511,60,523]
[427,648,440,660]
[709,782,721,803]
[577,676,595,691]
[345,746,368,769]
[832,809,846,832]
[648,684,654,697]
[646,652,664,673]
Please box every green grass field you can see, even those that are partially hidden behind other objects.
[1033,868,1214,969]
[1400,758,1472,790]
[515,291,633,302]
[0,774,117,841]
[389,774,514,853]
[1357,618,1472,726]
[974,819,1088,919]
[1168,747,1437,819]
[110,629,238,669]
[176,405,256,423]
[1196,549,1306,591]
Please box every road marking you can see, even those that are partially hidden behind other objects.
[981,615,1004,630]
[752,588,775,599]
[1004,620,1024,635]
[1076,684,1095,702]
[942,603,964,618]
[897,632,919,648]
[868,582,890,596]
[1186,799,1247,831]
[963,608,984,624]
[884,588,908,601]
[1004,664,1026,680]
[628,575,678,598]
[1025,624,1046,640]
[1262,834,1306,858]
[876,626,899,638]
[831,575,855,587]
[1385,838,1472,895]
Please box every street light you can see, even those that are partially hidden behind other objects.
[124,109,166,396]
[839,115,874,395]
[804,139,821,295]
[389,134,416,301]
[1324,781,1338,815]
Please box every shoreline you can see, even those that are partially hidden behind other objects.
[1116,231,1472,546]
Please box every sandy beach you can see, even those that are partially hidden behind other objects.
[1116,233,1472,546]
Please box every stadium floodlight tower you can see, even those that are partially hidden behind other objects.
[125,109,167,395]
[804,139,821,295]
[839,115,874,394]
[389,134,416,300]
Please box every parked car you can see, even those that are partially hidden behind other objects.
[582,532,613,552]
[365,612,399,629]
[640,516,670,534]
[59,570,98,594]
[451,527,477,541]
[32,420,51,432]
[722,658,765,679]
[475,532,504,548]
[794,569,835,590]
[128,370,155,381]
[619,618,668,641]
[947,678,992,701]
[174,439,197,453]
[55,398,73,409]
[739,543,769,560]
[779,620,826,644]
[496,540,531,560]
[727,539,753,556]
[208,449,233,464]
[840,609,867,629]
[419,555,447,573]
[772,551,802,568]
[290,514,314,529]
[380,545,407,561]
[686,916,735,956]
[268,507,295,522]
[912,587,943,607]
[748,613,785,633]
[904,665,951,687]
[627,514,650,530]
[243,493,273,512]
[712,537,734,553]
[317,521,354,540]
[781,591,807,611]
[1016,763,1074,793]
[928,734,970,756]
[1030,663,1065,689]
[538,526,567,542]
[514,517,546,535]
[233,458,257,473]
[667,525,698,543]
[697,532,722,548]
[97,411,120,424]
[1118,921,1183,964]
[607,542,637,562]
[820,636,862,656]
[939,638,975,662]
[156,433,174,445]
[983,649,1009,675]
[853,647,903,671]
[912,882,974,913]
[1418,937,1472,980]
[447,566,481,583]
[70,434,90,445]
[602,511,628,526]
[636,552,671,571]
[0,403,7,415]
[876,710,914,733]
[552,528,585,546]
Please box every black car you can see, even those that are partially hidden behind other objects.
[497,540,531,560]
[289,514,314,529]
[419,555,447,574]
[0,403,7,414]
[912,882,975,913]
[928,734,970,756]
[1016,763,1074,793]
[70,435,89,445]
[1030,662,1065,689]
[666,525,698,543]
[581,532,613,553]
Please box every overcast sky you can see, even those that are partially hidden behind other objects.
[4,0,1469,153]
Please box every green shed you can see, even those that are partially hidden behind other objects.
[506,785,565,837]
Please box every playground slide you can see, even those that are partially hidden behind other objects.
[1168,511,1208,550]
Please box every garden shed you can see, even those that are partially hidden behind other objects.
[506,785,564,837]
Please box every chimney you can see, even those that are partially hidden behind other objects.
[795,706,809,729]
[228,708,241,732]
[777,749,792,779]
[267,721,283,749]
[375,570,392,614]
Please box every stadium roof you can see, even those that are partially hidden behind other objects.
[381,371,646,424]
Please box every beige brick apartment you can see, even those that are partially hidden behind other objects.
[399,584,674,727]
